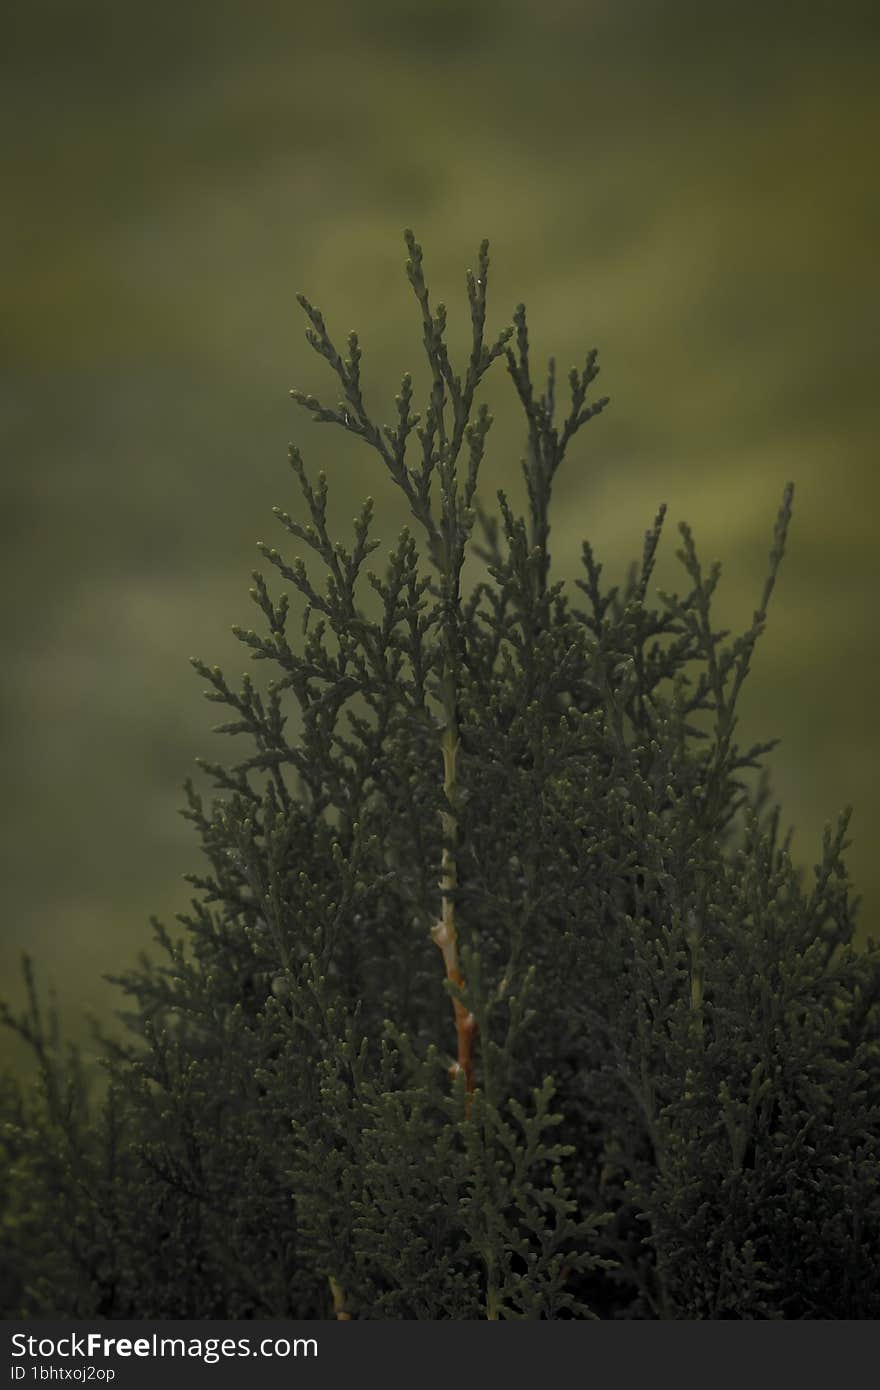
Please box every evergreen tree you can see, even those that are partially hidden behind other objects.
[3,233,878,1318]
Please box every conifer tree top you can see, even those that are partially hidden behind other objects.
[1,232,877,1322]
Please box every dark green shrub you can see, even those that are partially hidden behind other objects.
[3,233,878,1318]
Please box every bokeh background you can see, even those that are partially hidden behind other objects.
[2,0,878,1070]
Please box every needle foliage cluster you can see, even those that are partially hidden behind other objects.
[3,234,878,1319]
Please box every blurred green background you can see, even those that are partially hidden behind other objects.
[2,0,878,1068]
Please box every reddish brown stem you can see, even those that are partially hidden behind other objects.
[430,724,478,1099]
[329,1275,351,1320]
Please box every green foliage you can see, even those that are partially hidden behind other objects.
[3,233,878,1318]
